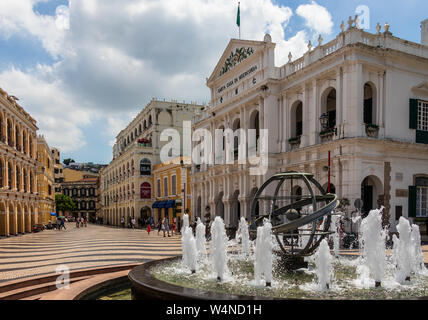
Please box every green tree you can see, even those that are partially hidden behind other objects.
[63,158,75,166]
[55,194,77,213]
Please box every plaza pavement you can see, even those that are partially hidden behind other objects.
[0,223,181,283]
[0,223,427,285]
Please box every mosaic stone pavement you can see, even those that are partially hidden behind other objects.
[0,223,182,283]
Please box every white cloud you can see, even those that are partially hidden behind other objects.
[296,1,333,35]
[0,0,333,160]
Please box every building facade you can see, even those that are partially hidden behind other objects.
[152,157,191,226]
[100,99,204,227]
[37,135,55,224]
[0,87,39,236]
[191,19,428,237]
[61,175,99,222]
[51,147,64,194]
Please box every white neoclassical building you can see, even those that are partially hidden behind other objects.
[191,18,428,237]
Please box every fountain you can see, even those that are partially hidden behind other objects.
[236,217,250,257]
[195,218,207,260]
[359,208,387,287]
[394,217,413,283]
[313,239,333,290]
[210,216,228,281]
[128,172,428,300]
[254,219,272,286]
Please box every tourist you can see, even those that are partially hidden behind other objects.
[163,217,171,237]
[147,223,151,235]
[157,218,162,235]
[60,218,66,230]
[121,216,125,228]
[171,218,176,236]
[131,217,136,229]
[83,217,87,227]
[76,217,80,228]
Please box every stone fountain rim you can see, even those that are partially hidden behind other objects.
[128,256,428,300]
[128,256,286,300]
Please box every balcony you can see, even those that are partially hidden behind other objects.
[365,124,379,138]
[288,136,301,150]
[319,128,335,143]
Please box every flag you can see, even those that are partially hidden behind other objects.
[236,2,240,28]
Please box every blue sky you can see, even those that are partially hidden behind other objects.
[0,0,427,165]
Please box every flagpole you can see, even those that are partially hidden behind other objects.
[238,2,241,39]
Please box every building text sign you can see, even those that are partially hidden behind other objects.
[217,65,258,94]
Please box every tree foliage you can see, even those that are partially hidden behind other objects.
[63,158,75,166]
[55,194,77,212]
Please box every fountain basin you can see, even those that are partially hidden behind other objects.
[128,257,270,300]
[128,255,428,300]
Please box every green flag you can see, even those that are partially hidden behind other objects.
[236,2,240,27]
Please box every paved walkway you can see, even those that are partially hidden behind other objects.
[0,223,181,283]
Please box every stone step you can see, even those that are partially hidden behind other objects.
[0,276,91,300]
[0,263,138,294]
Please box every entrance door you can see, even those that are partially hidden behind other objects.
[362,185,373,217]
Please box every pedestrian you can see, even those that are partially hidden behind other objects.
[121,216,125,228]
[163,217,171,237]
[84,217,87,227]
[157,218,162,235]
[131,217,135,229]
[61,218,66,230]
[171,218,176,236]
[76,218,80,228]
[147,223,151,235]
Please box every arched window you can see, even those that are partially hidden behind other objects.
[7,162,12,189]
[321,88,336,130]
[0,114,3,142]
[140,158,151,175]
[148,115,152,126]
[81,200,86,210]
[291,101,303,138]
[15,126,20,151]
[0,160,3,187]
[7,120,13,146]
[16,166,20,190]
[140,182,151,199]
[364,82,377,125]
[23,131,27,155]
[138,124,142,134]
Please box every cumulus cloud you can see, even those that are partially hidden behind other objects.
[296,1,334,35]
[0,0,333,159]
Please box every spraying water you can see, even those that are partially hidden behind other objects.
[210,216,228,281]
[314,239,333,290]
[330,214,341,257]
[196,218,207,260]
[394,217,413,283]
[237,217,250,257]
[182,213,189,231]
[410,224,426,274]
[254,219,273,286]
[182,226,198,273]
[359,208,387,287]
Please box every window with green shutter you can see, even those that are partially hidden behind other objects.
[408,186,416,217]
[409,99,418,129]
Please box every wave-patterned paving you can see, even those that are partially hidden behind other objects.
[0,223,182,283]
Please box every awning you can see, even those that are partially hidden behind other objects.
[50,212,57,216]
[152,201,168,208]
[165,200,176,208]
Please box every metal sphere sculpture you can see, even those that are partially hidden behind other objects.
[249,171,339,270]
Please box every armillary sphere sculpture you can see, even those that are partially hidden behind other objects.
[249,171,339,270]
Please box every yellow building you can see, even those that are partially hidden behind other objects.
[37,135,55,224]
[0,87,39,236]
[152,156,191,227]
[51,147,64,194]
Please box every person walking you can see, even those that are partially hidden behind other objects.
[60,218,66,230]
[76,217,80,228]
[121,216,125,228]
[131,217,136,229]
[157,218,162,235]
[147,223,151,235]
[83,217,87,227]
[163,217,171,237]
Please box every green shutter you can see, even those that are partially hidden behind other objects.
[408,186,417,218]
[416,130,428,144]
[409,99,418,129]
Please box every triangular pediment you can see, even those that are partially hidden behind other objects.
[412,81,428,94]
[207,38,267,84]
